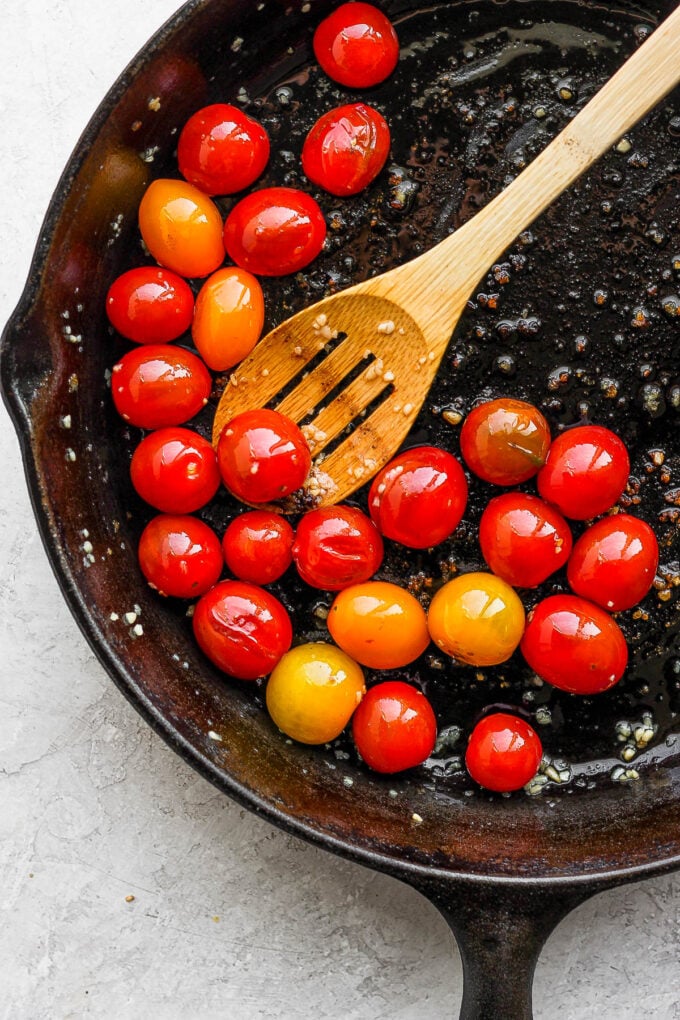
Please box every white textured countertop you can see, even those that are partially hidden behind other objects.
[1,2,679,1018]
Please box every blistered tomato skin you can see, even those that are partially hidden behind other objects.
[427,572,526,666]
[478,493,572,588]
[352,681,437,774]
[137,514,223,598]
[111,345,212,429]
[465,713,543,793]
[193,579,293,680]
[567,513,659,611]
[537,424,630,520]
[106,267,194,344]
[130,427,220,513]
[368,446,468,549]
[292,505,383,590]
[223,187,326,276]
[177,103,270,196]
[328,580,429,670]
[460,398,551,485]
[266,643,365,745]
[222,510,294,585]
[138,178,224,278]
[313,2,399,88]
[520,594,628,694]
[192,267,264,371]
[217,409,312,504]
[302,103,391,197]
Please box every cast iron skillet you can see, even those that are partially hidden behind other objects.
[2,0,679,1015]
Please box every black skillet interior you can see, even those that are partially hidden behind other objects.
[2,0,680,1012]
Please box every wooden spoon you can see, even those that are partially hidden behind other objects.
[213,5,680,509]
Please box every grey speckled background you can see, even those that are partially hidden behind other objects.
[1,2,679,1017]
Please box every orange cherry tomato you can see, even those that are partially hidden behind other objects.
[328,580,429,669]
[138,178,224,278]
[428,572,525,667]
[192,267,265,371]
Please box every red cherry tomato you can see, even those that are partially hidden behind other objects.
[138,179,224,278]
[111,344,212,429]
[368,445,468,549]
[567,513,659,611]
[313,2,399,88]
[130,427,220,513]
[520,594,628,695]
[351,681,437,774]
[192,267,265,371]
[106,266,194,344]
[460,398,551,486]
[217,409,311,503]
[478,492,572,588]
[192,579,292,680]
[137,514,223,598]
[465,713,543,793]
[537,424,631,520]
[177,103,270,196]
[292,504,383,590]
[222,510,294,585]
[223,187,326,277]
[302,103,390,197]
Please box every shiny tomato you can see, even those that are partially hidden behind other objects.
[427,572,525,667]
[223,187,326,277]
[266,642,365,744]
[460,398,551,485]
[537,424,630,520]
[465,713,543,793]
[106,266,194,344]
[177,103,270,196]
[478,493,572,588]
[313,2,399,88]
[302,103,390,197]
[222,510,294,585]
[368,445,468,549]
[328,580,429,669]
[137,514,223,598]
[292,505,383,590]
[111,344,212,429]
[192,579,292,680]
[192,267,264,371]
[130,427,220,513]
[351,681,437,774]
[520,594,628,694]
[138,178,224,278]
[217,409,311,504]
[567,513,659,611]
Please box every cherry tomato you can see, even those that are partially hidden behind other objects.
[351,681,437,774]
[222,510,294,585]
[137,514,223,598]
[368,445,468,549]
[465,713,543,793]
[266,642,365,744]
[192,579,292,680]
[537,424,630,520]
[192,267,264,371]
[302,102,390,197]
[106,266,194,344]
[292,505,383,590]
[313,2,399,88]
[138,178,224,278]
[567,513,659,611]
[223,187,326,277]
[217,409,311,504]
[177,103,270,196]
[478,493,572,588]
[111,344,212,429]
[460,398,551,485]
[520,594,628,694]
[328,580,429,669]
[427,572,525,666]
[130,427,220,513]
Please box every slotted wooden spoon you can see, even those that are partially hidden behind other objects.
[213,5,680,508]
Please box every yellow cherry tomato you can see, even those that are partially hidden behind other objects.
[138,178,224,278]
[266,642,365,744]
[328,580,429,669]
[427,571,525,666]
[192,267,265,371]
